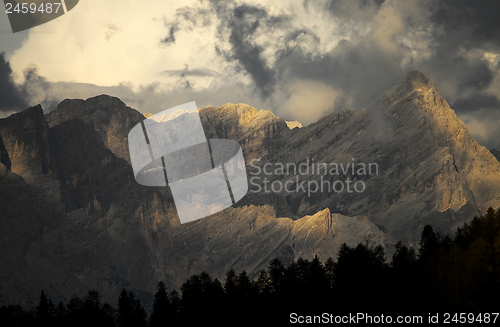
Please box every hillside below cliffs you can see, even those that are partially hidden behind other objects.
[0,72,499,309]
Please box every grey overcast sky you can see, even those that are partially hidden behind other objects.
[1,0,500,149]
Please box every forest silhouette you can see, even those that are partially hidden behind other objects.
[1,207,499,326]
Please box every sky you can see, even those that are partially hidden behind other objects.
[0,0,499,149]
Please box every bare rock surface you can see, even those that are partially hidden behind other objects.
[234,71,500,246]
[160,206,387,288]
[1,72,499,309]
[0,105,50,178]
[45,95,145,164]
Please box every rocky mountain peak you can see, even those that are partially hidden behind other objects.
[46,95,144,163]
[207,102,282,128]
[380,70,500,181]
[199,103,289,162]
[385,71,444,106]
[285,121,303,129]
[50,95,127,120]
[403,70,431,91]
[382,71,476,150]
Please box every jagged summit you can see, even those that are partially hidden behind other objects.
[404,70,430,90]
[50,95,127,119]
[380,70,476,150]
[285,120,303,129]
[202,102,281,126]
[387,70,434,96]
[385,70,440,103]
[46,95,144,163]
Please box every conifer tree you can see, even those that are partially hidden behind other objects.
[418,225,441,261]
[117,289,147,327]
[150,281,177,327]
[36,290,54,323]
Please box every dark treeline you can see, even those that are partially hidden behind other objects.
[1,208,499,326]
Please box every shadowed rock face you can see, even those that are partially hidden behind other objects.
[0,98,178,309]
[0,133,11,171]
[45,95,145,164]
[0,105,50,178]
[0,72,499,309]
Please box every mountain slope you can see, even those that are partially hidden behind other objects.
[229,71,500,244]
[0,100,177,308]
[0,72,499,309]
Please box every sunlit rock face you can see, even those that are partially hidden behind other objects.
[223,71,500,246]
[1,72,499,309]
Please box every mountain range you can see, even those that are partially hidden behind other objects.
[1,71,499,308]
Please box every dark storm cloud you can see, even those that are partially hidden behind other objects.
[20,66,60,112]
[275,38,406,111]
[0,52,28,114]
[161,23,179,44]
[421,41,496,96]
[283,0,500,118]
[418,0,500,121]
[456,61,494,93]
[0,53,63,116]
[453,95,500,113]
[209,0,411,113]
[273,28,320,71]
[431,0,500,45]
[162,2,282,99]
[226,5,277,98]
[324,0,385,21]
[162,66,218,77]
[160,4,214,45]
[211,4,285,99]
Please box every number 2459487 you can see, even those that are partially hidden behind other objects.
[5,2,62,14]
[443,313,499,324]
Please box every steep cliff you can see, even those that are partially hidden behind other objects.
[234,71,500,245]
[0,105,50,178]
[0,98,175,308]
[46,95,145,164]
[1,72,499,309]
